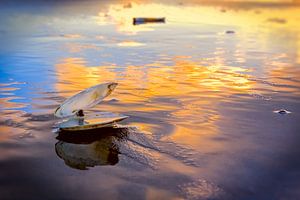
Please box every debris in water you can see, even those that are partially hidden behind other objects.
[273,109,292,115]
[133,17,165,25]
[123,3,132,8]
[225,30,235,34]
[267,18,287,24]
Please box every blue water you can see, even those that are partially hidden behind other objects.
[1,1,300,200]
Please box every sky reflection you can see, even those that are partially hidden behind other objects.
[0,1,300,200]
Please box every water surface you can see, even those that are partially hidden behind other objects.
[1,1,300,199]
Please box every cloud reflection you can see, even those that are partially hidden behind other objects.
[54,55,255,148]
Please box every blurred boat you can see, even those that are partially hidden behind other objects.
[133,17,165,25]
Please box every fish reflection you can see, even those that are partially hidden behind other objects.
[55,127,129,170]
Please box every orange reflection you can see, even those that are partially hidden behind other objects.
[63,43,99,53]
[0,97,28,111]
[54,56,254,147]
[117,40,145,47]
[94,1,300,35]
[0,96,28,142]
[54,1,300,149]
[268,63,300,96]
[55,57,117,96]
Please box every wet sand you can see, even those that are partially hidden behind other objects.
[0,1,300,199]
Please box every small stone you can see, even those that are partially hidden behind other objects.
[123,3,132,8]
[273,109,292,115]
[226,30,235,34]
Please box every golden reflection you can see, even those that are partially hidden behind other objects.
[54,1,300,147]
[55,57,117,96]
[55,58,253,98]
[95,3,159,34]
[117,40,145,47]
[268,64,300,95]
[55,56,254,146]
[297,34,300,64]
[64,43,99,53]
[94,1,300,34]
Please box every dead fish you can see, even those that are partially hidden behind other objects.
[54,82,118,118]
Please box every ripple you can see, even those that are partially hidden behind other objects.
[117,41,145,47]
[0,97,29,110]
[0,81,27,87]
[179,179,225,200]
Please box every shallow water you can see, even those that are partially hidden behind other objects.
[1,1,300,199]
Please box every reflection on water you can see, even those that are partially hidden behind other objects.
[1,0,300,199]
[55,127,128,169]
[56,126,166,170]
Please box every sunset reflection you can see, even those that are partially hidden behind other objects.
[55,57,117,95]
[94,1,300,35]
[54,55,255,145]
[1,1,300,199]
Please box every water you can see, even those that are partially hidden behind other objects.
[1,1,300,199]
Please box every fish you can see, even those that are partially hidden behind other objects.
[54,82,118,118]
